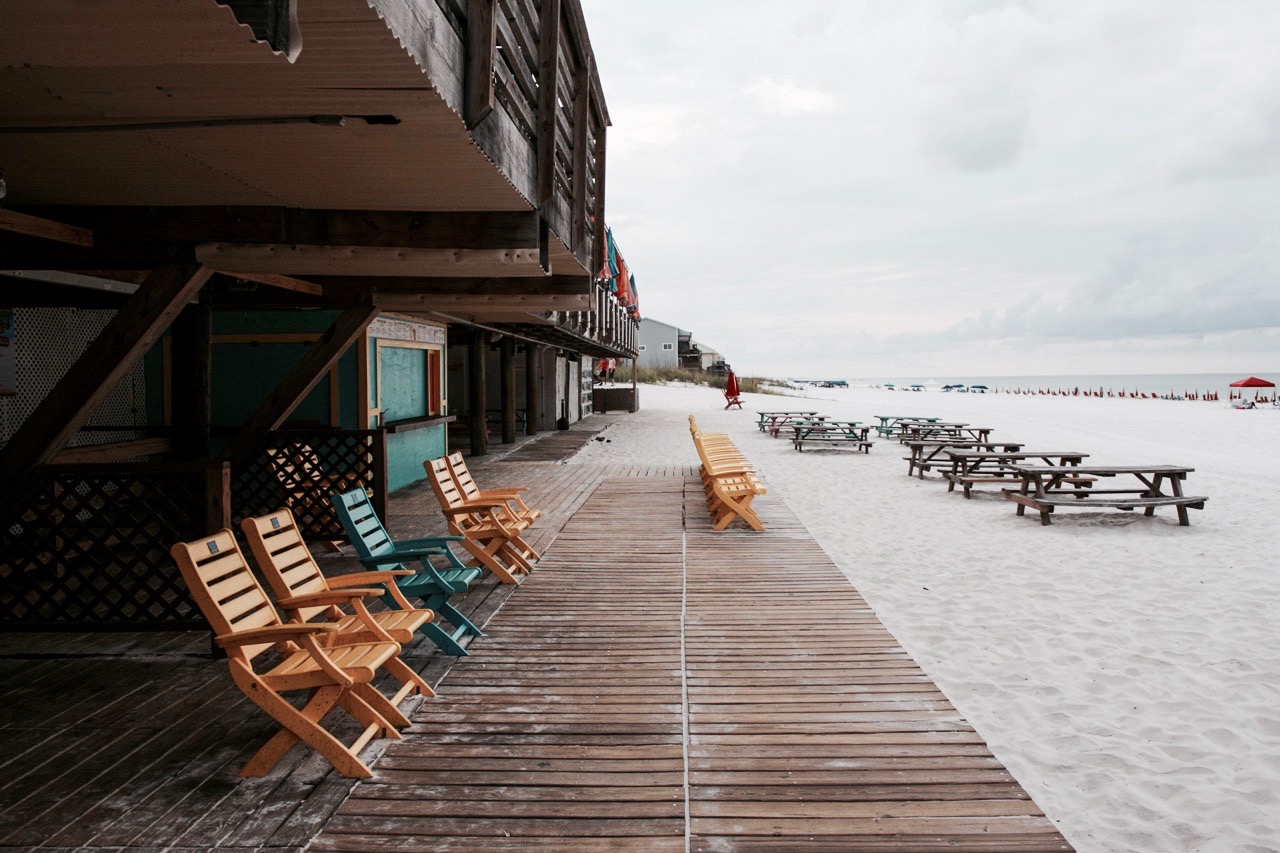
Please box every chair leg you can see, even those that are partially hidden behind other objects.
[241,684,372,779]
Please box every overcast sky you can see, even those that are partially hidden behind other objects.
[579,0,1280,379]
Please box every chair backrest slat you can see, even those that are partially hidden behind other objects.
[171,530,282,661]
[332,489,396,560]
[241,509,337,625]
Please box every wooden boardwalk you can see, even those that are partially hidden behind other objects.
[313,475,1072,852]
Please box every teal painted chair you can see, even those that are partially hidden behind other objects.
[331,488,484,656]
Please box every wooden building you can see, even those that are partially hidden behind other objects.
[0,0,637,631]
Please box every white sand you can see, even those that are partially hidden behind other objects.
[569,382,1280,853]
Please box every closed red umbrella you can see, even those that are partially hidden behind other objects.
[723,370,742,409]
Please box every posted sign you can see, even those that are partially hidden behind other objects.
[0,309,13,396]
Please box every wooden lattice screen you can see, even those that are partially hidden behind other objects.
[231,429,388,543]
[0,462,227,629]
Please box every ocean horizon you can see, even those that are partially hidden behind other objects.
[808,371,1278,397]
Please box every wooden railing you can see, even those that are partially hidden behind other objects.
[0,428,388,629]
[0,461,229,629]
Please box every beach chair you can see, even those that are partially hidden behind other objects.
[330,488,485,656]
[240,508,436,706]
[688,416,766,531]
[170,530,414,778]
[444,451,541,528]
[424,456,538,584]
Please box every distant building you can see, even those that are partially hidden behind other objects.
[638,318,681,368]
[638,318,729,373]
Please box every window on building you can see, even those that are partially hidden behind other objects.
[662,342,674,351]
[376,341,444,425]
[638,344,647,351]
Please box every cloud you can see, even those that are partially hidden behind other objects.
[743,78,839,115]
[922,91,1030,172]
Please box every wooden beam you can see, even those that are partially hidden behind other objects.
[500,335,516,444]
[0,264,212,513]
[467,330,488,457]
[171,304,212,458]
[61,206,541,250]
[370,292,590,313]
[592,117,607,276]
[465,0,497,128]
[221,306,378,465]
[53,437,174,464]
[524,343,540,435]
[195,244,544,277]
[536,0,562,207]
[571,66,591,250]
[218,271,324,296]
[323,274,592,297]
[0,208,93,247]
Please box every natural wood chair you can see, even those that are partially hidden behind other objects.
[170,530,412,778]
[331,488,485,656]
[424,456,538,584]
[240,508,436,708]
[444,451,541,528]
[689,415,767,531]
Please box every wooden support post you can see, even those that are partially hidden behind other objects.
[0,264,212,513]
[171,304,212,458]
[465,0,497,128]
[524,343,540,435]
[500,335,516,444]
[467,330,488,457]
[536,0,562,208]
[571,67,591,249]
[222,306,378,466]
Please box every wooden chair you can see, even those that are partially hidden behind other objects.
[424,456,537,584]
[240,508,436,709]
[689,416,767,531]
[170,530,413,778]
[444,451,541,528]
[330,488,485,656]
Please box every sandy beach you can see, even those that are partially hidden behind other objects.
[570,382,1280,853]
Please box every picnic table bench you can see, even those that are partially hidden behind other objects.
[757,411,820,436]
[873,415,940,438]
[902,440,1024,479]
[943,450,1089,498]
[792,420,873,453]
[1005,465,1207,526]
[895,421,994,443]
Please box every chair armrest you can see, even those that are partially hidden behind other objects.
[358,548,447,566]
[394,535,464,548]
[214,622,339,648]
[477,487,527,496]
[277,589,386,609]
[327,571,414,588]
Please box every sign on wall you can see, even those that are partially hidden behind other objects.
[368,316,446,344]
[0,309,14,396]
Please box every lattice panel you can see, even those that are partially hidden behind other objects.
[0,307,148,448]
[0,464,215,628]
[232,430,385,542]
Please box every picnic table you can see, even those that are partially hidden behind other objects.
[1005,465,1207,526]
[898,422,992,443]
[942,450,1089,498]
[757,411,821,437]
[902,440,1024,479]
[873,415,940,438]
[791,420,873,453]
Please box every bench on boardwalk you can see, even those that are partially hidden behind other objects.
[1005,465,1207,526]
